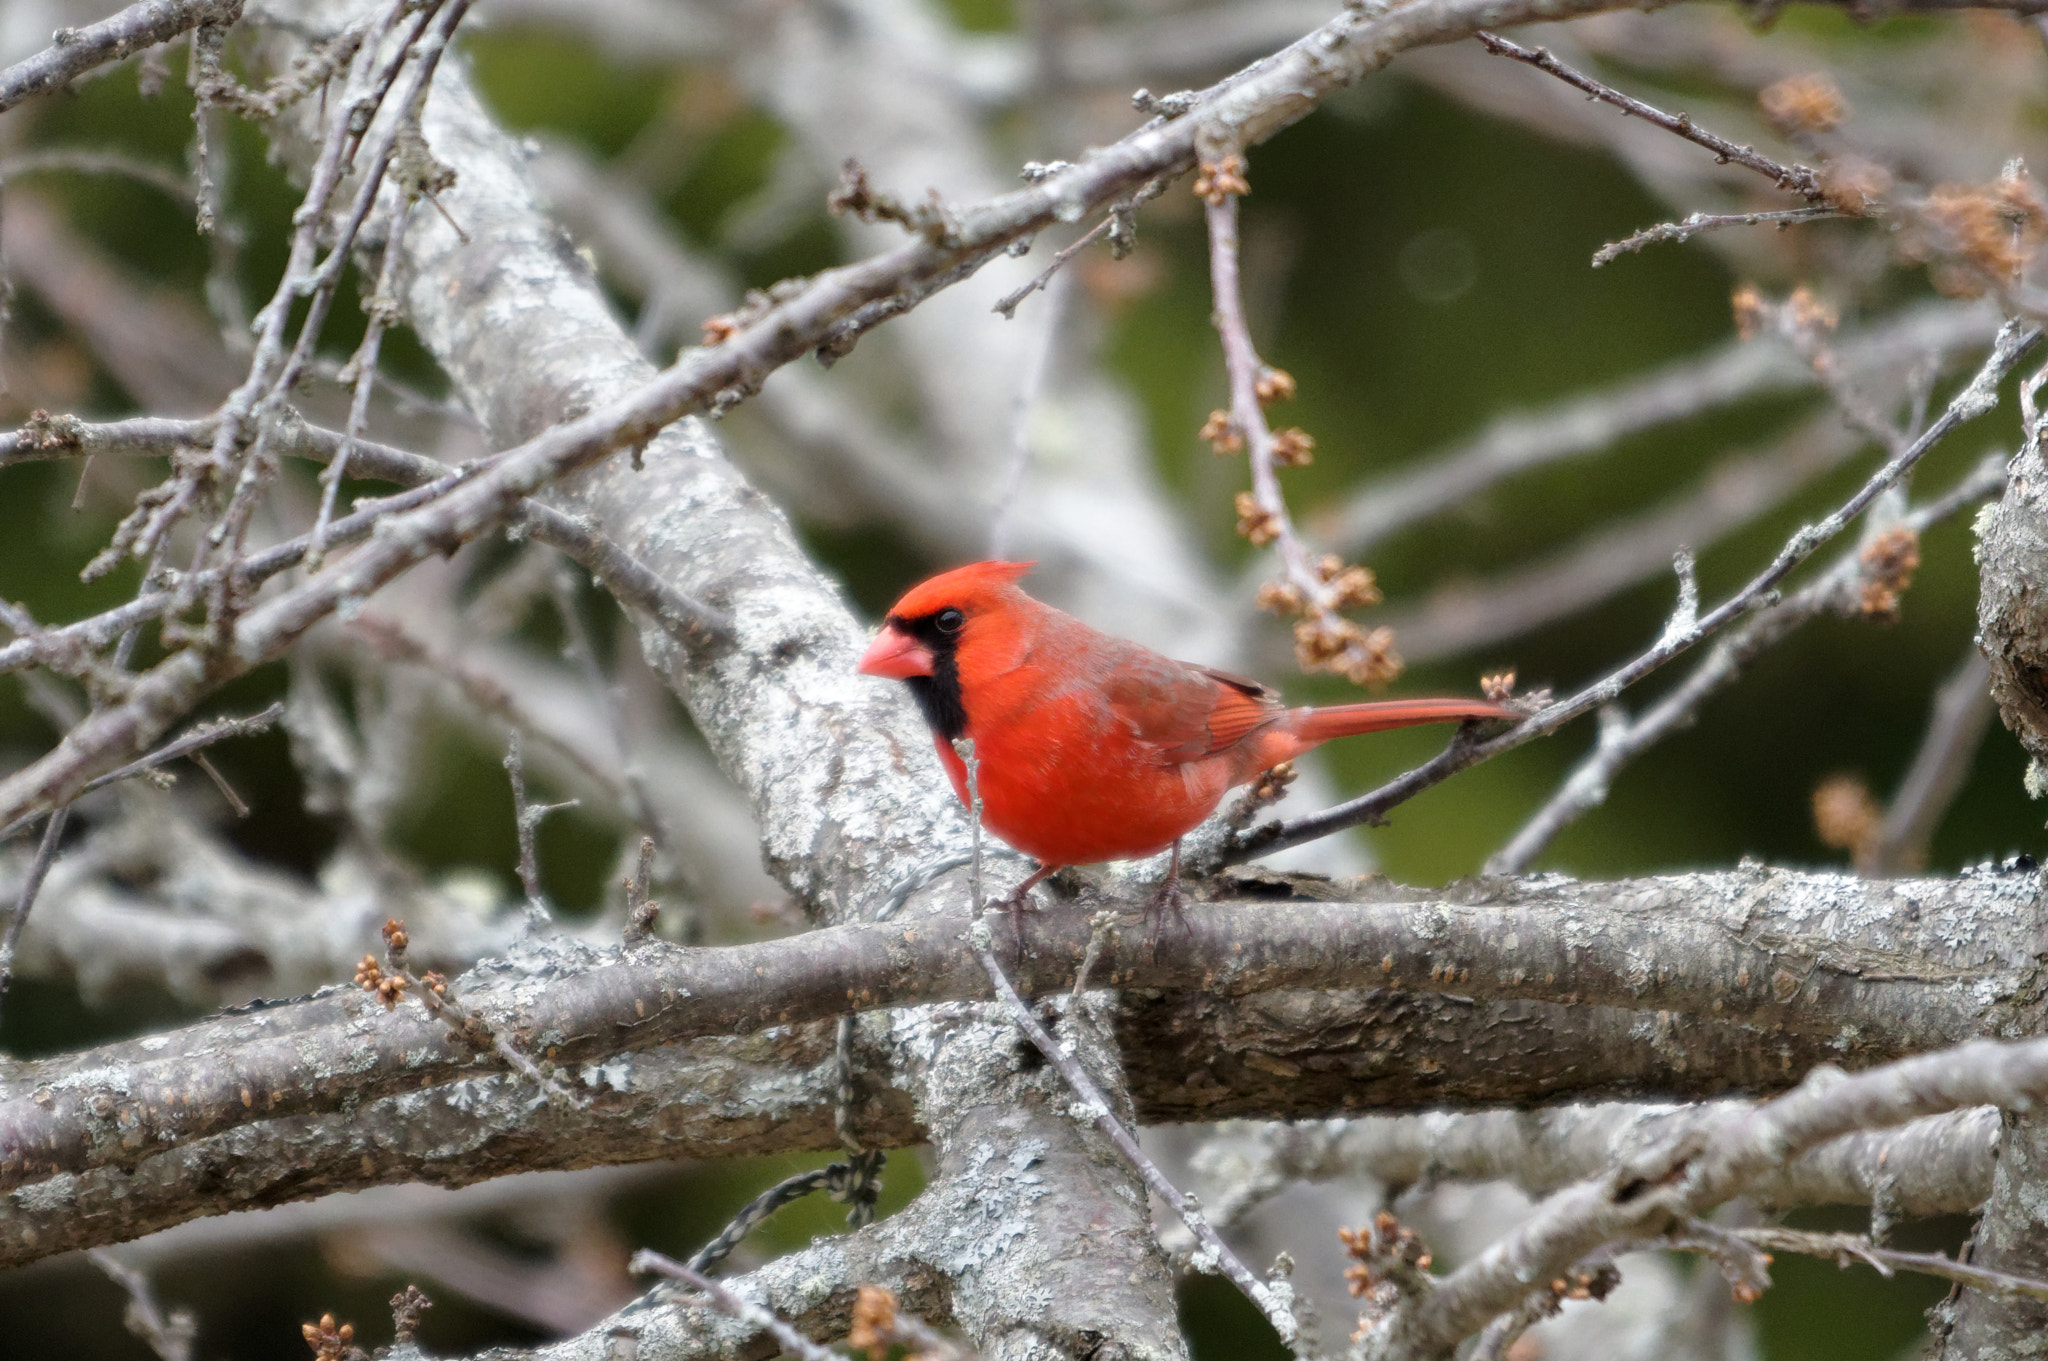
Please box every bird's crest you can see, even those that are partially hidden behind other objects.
[886,560,1035,619]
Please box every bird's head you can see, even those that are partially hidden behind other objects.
[858,561,1035,739]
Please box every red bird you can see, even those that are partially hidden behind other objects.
[857,561,1517,902]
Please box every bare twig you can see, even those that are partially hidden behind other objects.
[1319,301,1995,554]
[308,195,418,570]
[0,806,70,1023]
[86,1249,197,1361]
[0,413,731,678]
[969,920,1304,1347]
[1206,166,1392,686]
[360,917,586,1108]
[630,1249,841,1361]
[1869,649,1996,875]
[503,735,574,924]
[1380,411,1861,664]
[0,702,283,841]
[1474,32,1826,203]
[991,174,1167,319]
[1663,1222,2048,1305]
[0,0,244,115]
[1595,206,1847,266]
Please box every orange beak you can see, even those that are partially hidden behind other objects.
[857,624,934,680]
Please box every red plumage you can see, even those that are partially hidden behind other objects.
[857,561,1516,872]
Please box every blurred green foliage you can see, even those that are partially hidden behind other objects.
[0,9,2035,1360]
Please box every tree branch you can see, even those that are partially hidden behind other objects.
[0,0,243,115]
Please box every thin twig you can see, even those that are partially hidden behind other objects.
[504,734,574,924]
[0,703,284,841]
[1475,32,1826,203]
[1594,206,1847,267]
[994,216,1110,318]
[86,1249,196,1361]
[989,268,1070,558]
[990,172,1167,318]
[1717,1224,2048,1304]
[1869,649,1995,875]
[0,806,70,1023]
[1319,301,1995,554]
[629,1249,841,1361]
[0,0,243,115]
[1207,171,1391,686]
[309,194,418,570]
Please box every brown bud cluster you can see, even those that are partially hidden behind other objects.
[354,955,407,1009]
[390,1286,433,1344]
[1269,427,1315,468]
[1246,760,1297,810]
[1858,525,1920,622]
[1813,773,1881,862]
[1545,1263,1623,1304]
[1201,409,1244,455]
[1819,156,1892,215]
[1234,491,1280,546]
[1338,1212,1433,1298]
[1256,579,1304,616]
[1921,170,2048,287]
[1318,554,1381,610]
[380,918,409,952]
[1731,284,1768,341]
[302,1314,355,1361]
[1194,154,1250,206]
[18,408,83,451]
[1481,669,1518,702]
[1786,284,1838,335]
[849,1285,899,1354]
[1759,73,1849,136]
[1295,615,1402,687]
[1255,366,1297,406]
[421,970,449,997]
[1732,283,1837,344]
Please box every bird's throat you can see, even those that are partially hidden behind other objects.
[904,665,966,742]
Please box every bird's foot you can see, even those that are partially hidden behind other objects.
[993,862,1058,914]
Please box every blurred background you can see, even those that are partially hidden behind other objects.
[2,1,2043,1357]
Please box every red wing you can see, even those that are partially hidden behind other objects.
[1097,651,1283,764]
[1194,666,1285,757]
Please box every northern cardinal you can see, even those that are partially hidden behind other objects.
[857,561,1517,903]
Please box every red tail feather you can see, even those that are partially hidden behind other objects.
[1292,698,1518,744]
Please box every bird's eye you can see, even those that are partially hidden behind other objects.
[935,608,966,634]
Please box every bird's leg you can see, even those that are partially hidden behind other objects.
[998,861,1058,910]
[995,862,1058,967]
[1144,840,1188,937]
